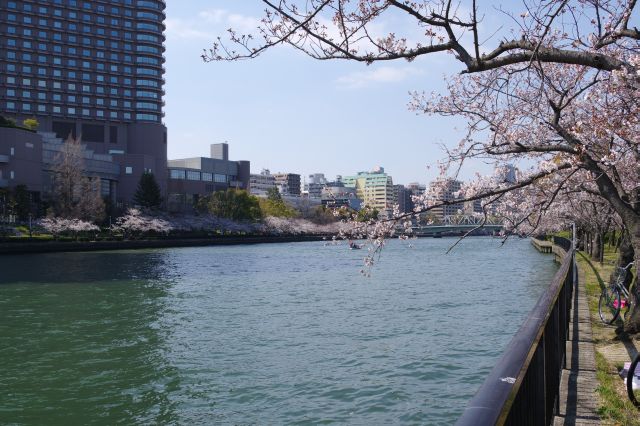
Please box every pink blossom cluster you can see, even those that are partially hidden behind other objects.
[111,208,173,236]
[39,217,100,236]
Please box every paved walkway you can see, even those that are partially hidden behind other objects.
[553,266,601,425]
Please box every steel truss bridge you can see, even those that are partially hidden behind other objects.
[409,215,503,236]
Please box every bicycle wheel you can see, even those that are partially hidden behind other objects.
[598,287,621,324]
[627,353,640,407]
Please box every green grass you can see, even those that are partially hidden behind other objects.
[595,351,640,425]
[577,245,640,423]
[554,230,572,240]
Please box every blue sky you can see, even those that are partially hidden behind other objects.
[163,1,503,186]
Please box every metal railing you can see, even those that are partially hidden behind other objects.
[552,236,572,253]
[457,239,575,425]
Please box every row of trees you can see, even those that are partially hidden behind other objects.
[206,1,640,332]
[39,209,172,239]
[196,186,339,223]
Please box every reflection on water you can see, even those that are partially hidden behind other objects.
[0,251,179,425]
[0,238,558,425]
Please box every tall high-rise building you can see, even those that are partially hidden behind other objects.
[0,0,167,204]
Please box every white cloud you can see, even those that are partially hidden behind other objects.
[198,9,227,24]
[165,18,215,40]
[336,66,424,89]
[166,9,260,41]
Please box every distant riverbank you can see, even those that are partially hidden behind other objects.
[0,234,330,255]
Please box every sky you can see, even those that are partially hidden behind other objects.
[163,1,508,186]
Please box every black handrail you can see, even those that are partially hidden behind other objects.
[456,245,575,425]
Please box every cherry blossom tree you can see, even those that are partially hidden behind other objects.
[50,135,105,223]
[111,208,173,239]
[39,217,100,240]
[262,216,342,234]
[206,0,640,331]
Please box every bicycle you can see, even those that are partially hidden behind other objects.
[598,262,635,324]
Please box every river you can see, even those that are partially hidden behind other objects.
[0,237,557,425]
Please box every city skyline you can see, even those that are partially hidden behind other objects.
[163,0,503,186]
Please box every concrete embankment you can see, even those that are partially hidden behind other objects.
[0,235,330,255]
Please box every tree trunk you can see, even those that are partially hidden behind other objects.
[591,231,603,262]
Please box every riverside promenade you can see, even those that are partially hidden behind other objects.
[528,239,601,425]
[553,254,600,425]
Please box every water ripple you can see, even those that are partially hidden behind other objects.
[0,237,558,424]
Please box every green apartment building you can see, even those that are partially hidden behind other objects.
[342,167,396,212]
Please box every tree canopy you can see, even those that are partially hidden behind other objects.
[198,189,263,222]
[133,171,163,210]
[50,135,105,223]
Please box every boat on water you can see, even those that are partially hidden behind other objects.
[348,241,362,250]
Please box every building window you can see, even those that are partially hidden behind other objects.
[170,169,185,180]
[125,167,133,175]
[135,113,157,121]
[136,102,158,110]
[187,171,200,181]
[214,174,227,183]
[202,172,213,182]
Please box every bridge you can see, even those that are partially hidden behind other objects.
[408,215,503,236]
